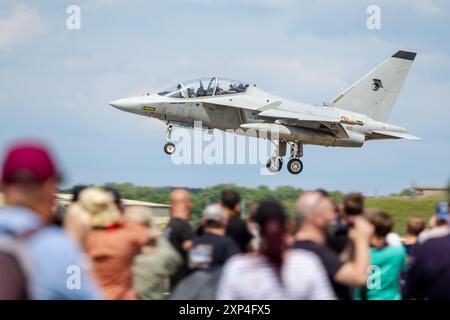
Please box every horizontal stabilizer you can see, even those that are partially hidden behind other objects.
[373,130,422,140]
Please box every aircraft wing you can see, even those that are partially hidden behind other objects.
[258,109,349,138]
[372,130,422,140]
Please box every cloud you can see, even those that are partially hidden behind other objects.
[0,5,47,50]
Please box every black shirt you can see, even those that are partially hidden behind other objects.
[408,235,450,300]
[292,240,352,300]
[226,217,252,252]
[166,218,195,287]
[189,232,240,270]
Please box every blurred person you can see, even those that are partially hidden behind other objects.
[124,206,182,300]
[188,204,239,271]
[326,192,365,255]
[354,210,406,300]
[104,186,125,214]
[0,142,100,299]
[419,201,450,243]
[221,189,252,252]
[401,217,425,299]
[217,201,335,300]
[408,232,450,299]
[82,188,150,300]
[165,188,195,288]
[293,191,373,300]
[170,204,239,300]
[63,202,91,249]
[246,202,260,251]
[404,217,425,253]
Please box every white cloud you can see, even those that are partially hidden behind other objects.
[0,5,47,50]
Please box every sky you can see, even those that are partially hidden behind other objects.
[0,0,449,195]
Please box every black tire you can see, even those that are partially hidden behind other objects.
[164,142,176,155]
[287,158,303,174]
[266,157,283,173]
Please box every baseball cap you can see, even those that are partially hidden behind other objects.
[202,203,225,223]
[1,142,61,184]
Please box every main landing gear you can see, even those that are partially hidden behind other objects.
[163,124,176,155]
[266,141,304,175]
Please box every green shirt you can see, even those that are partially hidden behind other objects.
[355,245,406,300]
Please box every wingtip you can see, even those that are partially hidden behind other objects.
[392,50,417,61]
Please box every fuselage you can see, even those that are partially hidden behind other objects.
[110,83,408,148]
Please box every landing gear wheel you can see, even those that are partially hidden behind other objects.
[287,158,303,175]
[164,142,176,155]
[266,157,283,173]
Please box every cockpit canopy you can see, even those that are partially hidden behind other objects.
[158,77,249,98]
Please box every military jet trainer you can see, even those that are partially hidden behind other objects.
[110,50,419,175]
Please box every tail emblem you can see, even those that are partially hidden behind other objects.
[372,79,383,91]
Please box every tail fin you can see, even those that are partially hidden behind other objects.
[330,50,416,122]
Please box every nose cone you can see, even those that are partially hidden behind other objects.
[109,97,139,111]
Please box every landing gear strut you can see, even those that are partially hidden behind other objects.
[163,124,176,155]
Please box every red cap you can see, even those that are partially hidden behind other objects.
[1,142,61,185]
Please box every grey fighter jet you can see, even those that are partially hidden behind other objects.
[110,50,419,174]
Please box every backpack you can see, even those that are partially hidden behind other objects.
[0,228,41,300]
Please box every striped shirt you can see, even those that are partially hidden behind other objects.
[216,249,336,300]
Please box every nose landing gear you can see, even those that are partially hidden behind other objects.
[163,124,176,155]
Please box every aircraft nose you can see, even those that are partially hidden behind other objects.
[109,97,138,110]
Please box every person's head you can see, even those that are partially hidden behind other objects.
[343,192,365,220]
[77,187,121,228]
[124,205,160,236]
[221,189,241,218]
[406,217,425,238]
[170,188,192,220]
[366,209,393,247]
[254,201,287,277]
[201,203,227,232]
[1,142,61,223]
[296,191,336,233]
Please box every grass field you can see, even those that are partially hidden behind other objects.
[365,196,439,235]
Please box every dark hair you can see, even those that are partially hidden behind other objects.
[367,210,393,237]
[104,186,123,209]
[343,192,364,216]
[315,188,330,197]
[254,201,287,279]
[221,189,241,211]
[72,185,88,202]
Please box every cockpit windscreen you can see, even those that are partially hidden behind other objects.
[157,77,249,98]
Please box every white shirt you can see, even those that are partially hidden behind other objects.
[216,249,336,300]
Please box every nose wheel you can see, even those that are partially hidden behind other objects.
[164,142,176,155]
[163,123,176,155]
